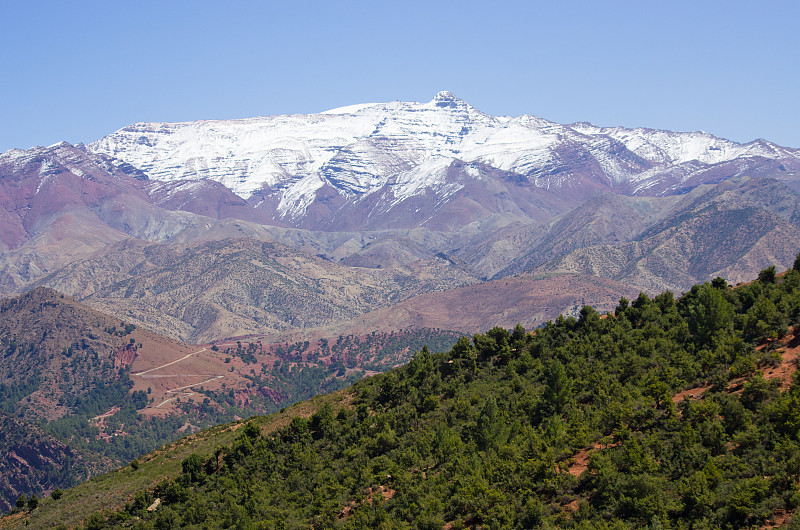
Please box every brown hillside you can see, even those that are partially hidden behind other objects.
[541,204,800,293]
[0,288,146,422]
[262,272,639,344]
[37,237,479,343]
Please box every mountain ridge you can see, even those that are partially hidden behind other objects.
[1,95,798,345]
[85,91,800,230]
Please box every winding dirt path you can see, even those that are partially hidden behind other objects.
[132,348,233,411]
[153,375,224,409]
[164,375,225,394]
[132,348,207,376]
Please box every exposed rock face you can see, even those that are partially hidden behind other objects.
[114,343,138,369]
[258,386,288,404]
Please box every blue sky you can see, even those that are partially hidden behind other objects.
[2,0,798,152]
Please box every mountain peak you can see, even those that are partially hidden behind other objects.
[432,90,463,108]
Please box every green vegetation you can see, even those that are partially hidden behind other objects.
[0,290,462,513]
[103,323,137,337]
[0,373,201,512]
[10,399,343,529]
[43,262,800,529]
[45,374,188,462]
[0,412,95,509]
[190,329,462,421]
[263,329,463,372]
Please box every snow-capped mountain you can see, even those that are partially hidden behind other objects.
[87,91,800,230]
[2,95,800,341]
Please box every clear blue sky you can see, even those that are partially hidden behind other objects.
[2,0,798,153]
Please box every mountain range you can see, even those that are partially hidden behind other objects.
[2,91,800,516]
[88,90,800,231]
[1,92,798,343]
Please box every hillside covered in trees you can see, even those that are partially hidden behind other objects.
[0,287,464,513]
[9,256,800,529]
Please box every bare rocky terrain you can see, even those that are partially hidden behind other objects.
[0,127,798,344]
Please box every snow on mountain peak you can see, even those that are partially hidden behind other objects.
[320,102,381,115]
[85,94,799,226]
[433,90,457,102]
[429,90,471,110]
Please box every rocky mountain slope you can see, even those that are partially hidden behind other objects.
[35,236,478,343]
[314,272,639,339]
[0,287,142,423]
[0,288,154,511]
[534,177,800,291]
[0,287,467,513]
[0,94,799,346]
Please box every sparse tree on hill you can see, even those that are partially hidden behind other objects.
[711,277,728,289]
[794,251,800,271]
[758,266,776,284]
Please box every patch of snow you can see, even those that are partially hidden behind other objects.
[321,103,381,115]
[386,159,463,207]
[277,174,326,218]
